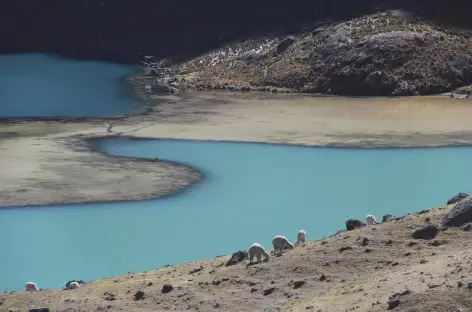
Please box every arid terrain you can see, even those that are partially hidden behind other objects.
[2,196,472,312]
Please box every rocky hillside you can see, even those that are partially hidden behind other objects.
[2,1,472,95]
[2,194,472,312]
[167,11,472,96]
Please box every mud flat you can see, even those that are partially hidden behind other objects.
[2,88,472,207]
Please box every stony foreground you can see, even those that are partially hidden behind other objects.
[2,195,472,312]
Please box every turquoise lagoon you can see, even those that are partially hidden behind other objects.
[0,54,143,118]
[0,54,471,291]
[1,138,472,291]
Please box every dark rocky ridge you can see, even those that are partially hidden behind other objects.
[2,1,472,96]
[1,0,472,62]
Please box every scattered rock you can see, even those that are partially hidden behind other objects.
[250,288,258,293]
[420,259,427,264]
[339,246,354,252]
[442,198,472,227]
[425,217,431,222]
[387,296,400,310]
[365,248,373,253]
[293,280,306,289]
[320,274,327,281]
[462,223,472,231]
[428,240,442,246]
[387,290,410,310]
[404,252,411,256]
[407,241,417,247]
[345,219,366,231]
[226,251,248,266]
[428,283,441,289]
[458,281,464,287]
[386,239,393,246]
[382,214,394,222]
[362,237,369,246]
[104,292,117,301]
[276,36,295,53]
[418,209,429,215]
[0,297,2,305]
[468,281,472,289]
[161,284,173,294]
[29,309,50,312]
[147,282,153,286]
[263,287,276,296]
[447,192,469,205]
[412,224,439,240]
[189,266,204,274]
[134,290,145,300]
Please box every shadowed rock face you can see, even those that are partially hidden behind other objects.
[1,0,472,62]
[446,193,469,205]
[443,198,472,227]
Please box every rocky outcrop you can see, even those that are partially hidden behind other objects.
[383,214,394,222]
[412,224,439,239]
[173,12,472,96]
[447,192,469,205]
[442,198,472,227]
[225,251,248,267]
[345,219,366,231]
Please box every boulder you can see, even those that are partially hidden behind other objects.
[387,295,400,310]
[161,284,173,294]
[225,251,248,266]
[263,287,276,296]
[345,219,365,231]
[447,192,469,205]
[382,214,394,222]
[442,198,472,227]
[293,280,306,289]
[276,36,295,53]
[134,290,145,300]
[412,224,439,240]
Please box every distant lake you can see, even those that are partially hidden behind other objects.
[0,53,144,118]
[1,138,472,291]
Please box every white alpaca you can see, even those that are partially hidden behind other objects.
[248,243,271,263]
[296,230,306,244]
[68,282,80,289]
[272,235,295,254]
[366,214,378,226]
[25,282,39,292]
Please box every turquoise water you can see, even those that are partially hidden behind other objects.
[1,138,472,291]
[0,54,143,118]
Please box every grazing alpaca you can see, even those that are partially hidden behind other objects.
[68,282,80,289]
[366,214,378,226]
[296,230,306,244]
[25,282,39,292]
[248,243,271,263]
[272,235,295,254]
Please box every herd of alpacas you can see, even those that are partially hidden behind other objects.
[24,215,378,292]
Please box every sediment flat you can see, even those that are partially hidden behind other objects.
[2,87,472,207]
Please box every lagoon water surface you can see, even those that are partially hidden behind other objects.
[0,54,143,118]
[1,138,472,291]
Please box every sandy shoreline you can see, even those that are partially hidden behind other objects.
[2,77,472,207]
